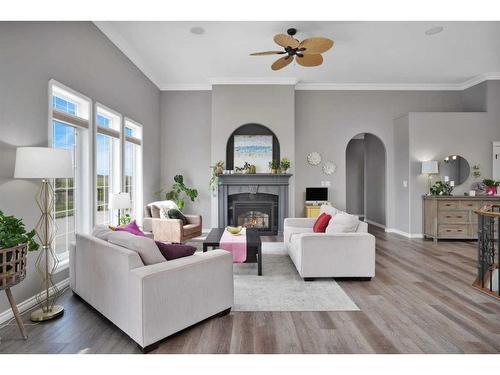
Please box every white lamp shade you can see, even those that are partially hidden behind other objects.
[109,192,131,210]
[14,147,73,179]
[421,160,439,175]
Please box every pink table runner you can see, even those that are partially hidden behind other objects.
[219,228,247,263]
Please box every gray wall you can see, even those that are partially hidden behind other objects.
[345,138,365,215]
[393,115,410,233]
[364,133,386,226]
[295,90,463,226]
[211,85,295,225]
[0,22,160,314]
[160,91,212,227]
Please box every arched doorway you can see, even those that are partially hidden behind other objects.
[345,133,386,226]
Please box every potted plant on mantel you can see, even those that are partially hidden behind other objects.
[280,157,291,174]
[269,159,281,174]
[0,209,39,339]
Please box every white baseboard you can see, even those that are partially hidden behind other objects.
[385,228,424,239]
[0,278,70,325]
[364,219,386,229]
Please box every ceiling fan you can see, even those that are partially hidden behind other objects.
[250,28,334,71]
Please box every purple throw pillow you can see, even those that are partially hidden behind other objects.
[115,220,145,237]
[155,241,196,261]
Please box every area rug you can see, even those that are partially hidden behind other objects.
[232,243,360,312]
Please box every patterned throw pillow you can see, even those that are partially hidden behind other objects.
[167,208,188,225]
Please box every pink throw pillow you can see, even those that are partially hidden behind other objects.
[115,220,145,237]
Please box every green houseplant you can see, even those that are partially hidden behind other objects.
[0,210,39,276]
[159,175,198,210]
[209,161,224,192]
[482,178,500,196]
[0,210,39,253]
[269,159,281,174]
[430,181,453,196]
[280,157,291,173]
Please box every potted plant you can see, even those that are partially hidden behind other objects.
[482,179,500,196]
[0,210,39,276]
[269,159,281,174]
[280,157,291,174]
[209,161,224,191]
[430,181,453,196]
[159,175,198,210]
[119,213,132,226]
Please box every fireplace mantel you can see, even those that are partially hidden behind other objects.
[217,173,292,235]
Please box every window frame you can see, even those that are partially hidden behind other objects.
[94,103,123,227]
[48,79,92,273]
[123,117,143,225]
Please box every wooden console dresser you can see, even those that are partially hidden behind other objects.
[423,195,500,241]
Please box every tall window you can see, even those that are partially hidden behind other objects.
[50,81,90,263]
[95,105,121,225]
[124,119,143,222]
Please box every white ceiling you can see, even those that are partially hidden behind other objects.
[95,21,500,90]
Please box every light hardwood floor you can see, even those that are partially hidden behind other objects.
[1,227,499,354]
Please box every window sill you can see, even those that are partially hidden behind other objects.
[54,257,70,274]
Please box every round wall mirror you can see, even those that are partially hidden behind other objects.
[440,155,470,186]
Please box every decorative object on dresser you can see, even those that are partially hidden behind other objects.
[473,204,499,298]
[14,147,73,322]
[109,192,131,224]
[421,160,439,194]
[0,210,39,339]
[423,196,500,241]
[482,179,499,196]
[430,181,453,196]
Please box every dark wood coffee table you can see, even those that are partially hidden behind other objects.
[203,228,263,276]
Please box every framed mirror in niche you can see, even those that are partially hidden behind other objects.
[440,155,470,187]
[226,124,280,173]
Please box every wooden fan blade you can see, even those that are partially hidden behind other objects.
[250,51,286,56]
[273,34,300,48]
[296,54,323,67]
[299,37,334,54]
[271,55,294,71]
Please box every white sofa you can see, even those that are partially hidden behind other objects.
[70,232,233,352]
[284,206,376,280]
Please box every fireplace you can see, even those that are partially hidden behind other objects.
[217,173,291,236]
[228,193,278,235]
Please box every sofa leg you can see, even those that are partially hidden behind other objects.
[359,277,372,281]
[139,342,159,354]
[217,307,231,317]
[303,277,315,282]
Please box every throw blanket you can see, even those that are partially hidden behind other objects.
[219,228,247,263]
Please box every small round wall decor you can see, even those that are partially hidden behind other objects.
[307,152,322,166]
[323,161,337,175]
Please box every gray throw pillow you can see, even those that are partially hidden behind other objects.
[168,208,188,225]
[107,231,165,265]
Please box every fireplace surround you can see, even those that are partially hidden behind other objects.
[218,174,292,235]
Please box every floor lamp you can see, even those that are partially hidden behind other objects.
[14,147,73,322]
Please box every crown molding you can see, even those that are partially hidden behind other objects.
[160,83,212,91]
[159,73,500,91]
[208,77,299,86]
[94,21,162,90]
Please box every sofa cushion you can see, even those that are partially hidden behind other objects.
[115,220,145,237]
[326,212,360,233]
[148,200,179,218]
[155,241,196,261]
[168,208,188,225]
[183,223,201,236]
[313,213,332,233]
[285,226,314,244]
[107,231,165,265]
[92,225,114,241]
[320,204,339,217]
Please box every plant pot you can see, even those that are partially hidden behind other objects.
[485,186,497,196]
[271,169,278,174]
